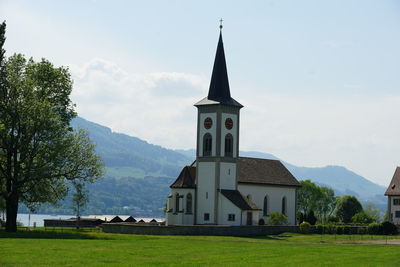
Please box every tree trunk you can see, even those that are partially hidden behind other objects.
[5,193,19,232]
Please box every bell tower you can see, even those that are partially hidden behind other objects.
[194,25,243,224]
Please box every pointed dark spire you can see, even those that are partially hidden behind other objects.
[208,32,231,101]
[195,28,242,108]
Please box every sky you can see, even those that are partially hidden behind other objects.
[1,0,400,186]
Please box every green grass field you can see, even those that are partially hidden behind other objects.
[1,229,400,266]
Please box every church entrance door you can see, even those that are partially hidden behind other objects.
[246,212,252,225]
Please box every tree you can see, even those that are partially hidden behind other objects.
[268,212,288,225]
[363,203,381,222]
[0,24,103,231]
[71,182,89,229]
[297,180,337,222]
[351,211,375,224]
[297,180,320,214]
[315,186,337,223]
[335,195,362,223]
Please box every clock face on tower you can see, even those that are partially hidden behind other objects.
[225,118,233,130]
[204,117,213,129]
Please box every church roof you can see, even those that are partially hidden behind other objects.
[170,166,196,189]
[237,157,301,187]
[220,189,260,210]
[195,32,243,108]
[170,157,300,189]
[385,167,400,196]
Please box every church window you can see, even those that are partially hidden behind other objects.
[224,134,233,157]
[263,195,269,216]
[204,213,210,221]
[396,211,400,218]
[203,133,212,156]
[393,199,400,205]
[186,193,193,214]
[282,197,287,215]
[206,192,208,199]
[175,193,180,213]
[246,194,252,200]
[228,214,235,221]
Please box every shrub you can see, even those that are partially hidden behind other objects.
[299,222,311,234]
[351,211,375,224]
[381,221,397,235]
[297,212,304,224]
[316,224,324,234]
[357,227,366,235]
[343,225,350,235]
[16,221,24,227]
[367,222,382,235]
[268,212,288,225]
[327,216,339,223]
[305,210,317,225]
[327,224,336,234]
[258,218,265,226]
[336,226,343,235]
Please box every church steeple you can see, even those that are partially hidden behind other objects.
[195,27,243,108]
[208,32,231,101]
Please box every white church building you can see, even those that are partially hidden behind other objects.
[166,29,301,226]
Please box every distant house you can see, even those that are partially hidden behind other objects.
[385,167,400,224]
[165,30,301,226]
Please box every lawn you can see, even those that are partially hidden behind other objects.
[1,229,400,266]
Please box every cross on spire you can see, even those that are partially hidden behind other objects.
[219,18,223,30]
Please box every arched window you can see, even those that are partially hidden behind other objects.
[282,197,286,215]
[203,133,212,156]
[175,193,180,213]
[186,193,192,214]
[224,134,233,157]
[246,194,252,201]
[263,195,268,216]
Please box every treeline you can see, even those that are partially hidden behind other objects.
[297,180,383,225]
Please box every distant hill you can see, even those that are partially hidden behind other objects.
[21,117,387,217]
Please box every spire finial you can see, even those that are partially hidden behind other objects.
[219,18,223,30]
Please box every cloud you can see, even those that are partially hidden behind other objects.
[70,58,207,148]
[70,58,400,186]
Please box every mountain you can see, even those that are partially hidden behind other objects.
[21,117,387,216]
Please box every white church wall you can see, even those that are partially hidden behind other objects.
[218,192,242,226]
[219,162,236,190]
[220,113,238,157]
[389,196,400,225]
[238,184,297,225]
[196,162,216,224]
[199,113,217,157]
[166,188,195,225]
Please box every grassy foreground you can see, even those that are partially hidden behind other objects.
[1,229,400,266]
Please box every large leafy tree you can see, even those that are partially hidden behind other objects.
[297,180,321,214]
[335,195,363,223]
[314,186,337,223]
[0,23,103,231]
[297,180,337,223]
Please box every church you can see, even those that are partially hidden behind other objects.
[166,28,301,226]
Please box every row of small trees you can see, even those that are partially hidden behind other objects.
[297,180,383,225]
